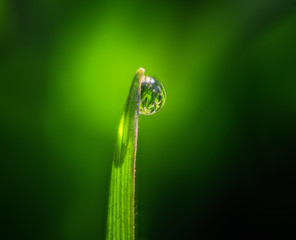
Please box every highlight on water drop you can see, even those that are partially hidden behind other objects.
[139,75,166,115]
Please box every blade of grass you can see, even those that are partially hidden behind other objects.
[106,68,145,240]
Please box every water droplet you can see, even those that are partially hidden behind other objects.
[140,76,166,115]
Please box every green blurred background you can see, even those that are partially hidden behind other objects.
[1,0,296,239]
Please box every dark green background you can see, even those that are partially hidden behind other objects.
[1,0,296,239]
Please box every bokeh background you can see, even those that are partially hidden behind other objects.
[1,0,296,239]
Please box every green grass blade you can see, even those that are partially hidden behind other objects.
[106,68,145,240]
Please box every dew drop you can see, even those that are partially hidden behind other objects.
[139,76,166,115]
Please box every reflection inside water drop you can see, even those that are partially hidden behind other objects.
[139,76,166,115]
